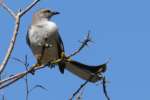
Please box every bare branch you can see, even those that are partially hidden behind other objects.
[0,93,5,100]
[102,77,110,100]
[0,64,46,89]
[2,95,5,100]
[19,0,41,17]
[24,56,29,100]
[12,57,27,66]
[0,16,20,74]
[69,78,90,100]
[76,87,84,100]
[25,74,29,100]
[68,31,92,58]
[29,85,48,93]
[1,3,16,18]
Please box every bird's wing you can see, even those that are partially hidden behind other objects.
[26,27,31,46]
[56,32,65,52]
[64,60,107,83]
[55,32,66,73]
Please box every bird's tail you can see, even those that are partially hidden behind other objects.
[64,59,107,83]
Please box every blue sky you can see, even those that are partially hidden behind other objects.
[0,0,150,100]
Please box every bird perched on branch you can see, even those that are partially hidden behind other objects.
[26,9,107,83]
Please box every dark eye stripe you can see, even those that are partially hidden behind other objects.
[43,10,51,13]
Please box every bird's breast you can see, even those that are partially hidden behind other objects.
[29,21,58,45]
[28,21,60,64]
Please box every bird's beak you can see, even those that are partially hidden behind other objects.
[52,11,60,15]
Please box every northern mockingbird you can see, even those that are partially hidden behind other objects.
[26,9,106,83]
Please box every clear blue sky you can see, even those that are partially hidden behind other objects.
[0,0,150,100]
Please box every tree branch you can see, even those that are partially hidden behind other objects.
[0,15,20,74]
[1,3,16,18]
[0,64,46,89]
[102,77,110,100]
[68,31,92,58]
[24,56,30,100]
[19,0,40,17]
[69,80,89,100]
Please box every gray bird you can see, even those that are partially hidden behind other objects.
[26,9,107,83]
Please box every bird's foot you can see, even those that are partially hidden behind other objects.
[61,52,72,62]
[60,52,65,59]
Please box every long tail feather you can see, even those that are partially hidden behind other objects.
[64,60,107,83]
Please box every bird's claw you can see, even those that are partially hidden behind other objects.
[60,52,65,59]
[61,52,72,62]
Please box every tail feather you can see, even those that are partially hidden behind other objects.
[64,60,107,83]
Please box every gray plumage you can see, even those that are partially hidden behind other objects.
[26,9,106,83]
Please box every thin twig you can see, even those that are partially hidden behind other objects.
[68,31,92,58]
[29,85,48,93]
[75,86,85,100]
[13,56,30,100]
[102,77,110,100]
[0,71,28,89]
[2,95,5,100]
[20,0,41,17]
[69,78,90,100]
[24,56,29,100]
[25,72,29,100]
[0,0,41,74]
[1,3,16,18]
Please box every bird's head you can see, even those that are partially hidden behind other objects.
[33,9,60,22]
